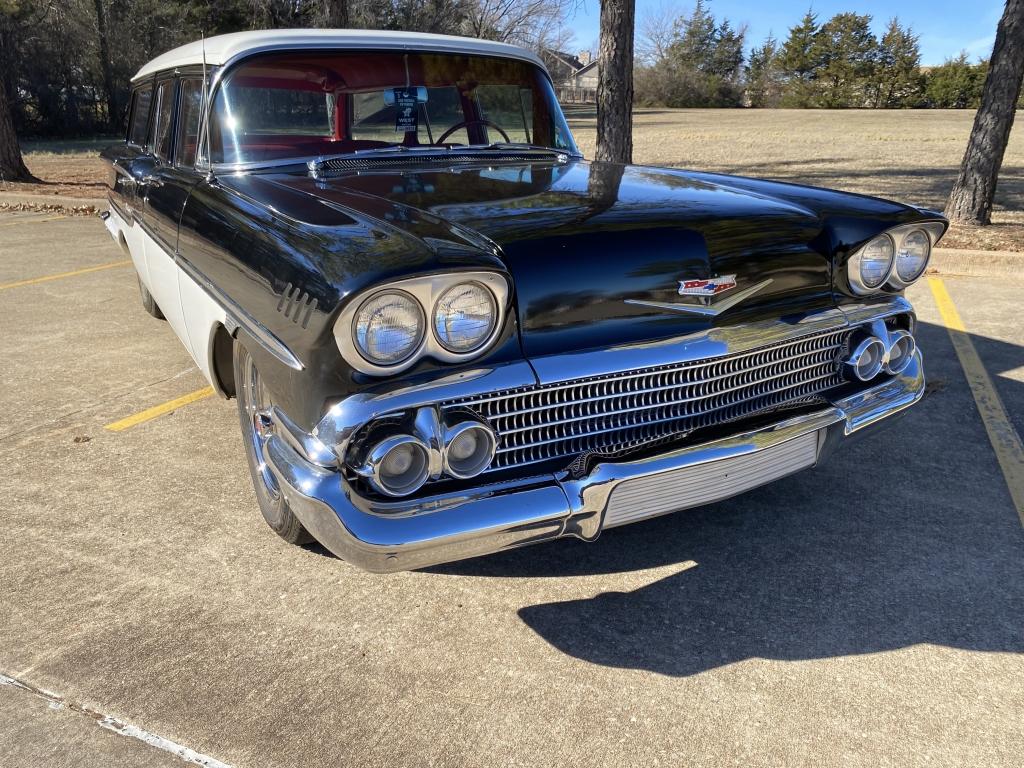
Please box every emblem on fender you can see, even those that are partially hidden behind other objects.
[677,275,737,296]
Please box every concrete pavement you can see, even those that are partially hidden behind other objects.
[1,214,1022,767]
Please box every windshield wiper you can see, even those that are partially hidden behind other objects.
[476,142,572,155]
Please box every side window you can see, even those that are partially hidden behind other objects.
[150,79,175,162]
[128,85,153,146]
[176,78,204,167]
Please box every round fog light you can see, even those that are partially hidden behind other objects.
[845,337,886,382]
[362,435,430,497]
[884,330,916,375]
[443,422,497,479]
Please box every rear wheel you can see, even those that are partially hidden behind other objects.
[234,341,312,545]
[137,276,165,319]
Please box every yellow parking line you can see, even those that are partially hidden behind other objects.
[928,277,1024,526]
[0,260,131,291]
[105,387,214,432]
[0,215,65,227]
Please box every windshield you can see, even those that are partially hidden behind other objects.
[208,51,578,165]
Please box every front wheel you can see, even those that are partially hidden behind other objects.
[234,341,312,545]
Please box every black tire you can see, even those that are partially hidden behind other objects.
[137,276,165,319]
[234,341,312,545]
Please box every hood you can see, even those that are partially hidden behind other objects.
[256,159,917,358]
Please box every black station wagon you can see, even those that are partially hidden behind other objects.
[101,30,945,571]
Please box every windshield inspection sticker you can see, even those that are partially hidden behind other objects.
[393,88,418,133]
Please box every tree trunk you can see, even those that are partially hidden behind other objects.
[0,66,35,183]
[321,0,349,28]
[945,0,1024,225]
[93,0,119,133]
[595,0,635,164]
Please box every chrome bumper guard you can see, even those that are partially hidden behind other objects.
[263,346,924,573]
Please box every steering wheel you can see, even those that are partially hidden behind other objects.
[435,119,511,145]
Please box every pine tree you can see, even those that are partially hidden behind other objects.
[747,34,783,107]
[778,9,820,106]
[926,53,988,108]
[811,13,878,108]
[874,18,924,107]
[672,0,717,71]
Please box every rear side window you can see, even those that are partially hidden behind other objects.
[128,86,153,146]
[151,80,175,161]
[176,79,204,167]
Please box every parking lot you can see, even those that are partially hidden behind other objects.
[1,211,1022,767]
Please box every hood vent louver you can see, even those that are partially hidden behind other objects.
[276,283,317,329]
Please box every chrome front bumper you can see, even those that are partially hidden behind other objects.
[262,348,925,573]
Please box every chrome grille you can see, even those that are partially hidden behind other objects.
[442,328,849,474]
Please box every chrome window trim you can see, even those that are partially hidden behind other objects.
[334,271,510,377]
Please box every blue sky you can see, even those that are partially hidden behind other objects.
[567,0,1005,66]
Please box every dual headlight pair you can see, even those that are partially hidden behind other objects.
[334,272,509,376]
[847,221,946,295]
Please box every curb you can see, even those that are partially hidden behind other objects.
[929,248,1022,278]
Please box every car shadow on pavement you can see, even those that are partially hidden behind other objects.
[434,321,1024,676]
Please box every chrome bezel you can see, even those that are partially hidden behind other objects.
[883,329,916,375]
[845,336,886,381]
[848,234,895,295]
[442,420,498,479]
[354,434,431,497]
[432,281,499,354]
[847,221,945,294]
[335,272,510,376]
[886,222,944,289]
[350,289,426,367]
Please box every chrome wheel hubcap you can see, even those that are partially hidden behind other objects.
[244,356,280,499]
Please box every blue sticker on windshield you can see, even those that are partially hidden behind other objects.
[393,88,418,133]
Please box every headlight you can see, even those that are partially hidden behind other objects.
[849,234,894,293]
[352,291,424,365]
[433,282,497,353]
[335,272,509,376]
[893,229,931,284]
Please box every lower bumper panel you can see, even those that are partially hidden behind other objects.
[603,430,819,528]
[264,350,925,573]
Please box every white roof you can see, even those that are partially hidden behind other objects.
[132,29,547,82]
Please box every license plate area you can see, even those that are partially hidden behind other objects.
[604,431,820,528]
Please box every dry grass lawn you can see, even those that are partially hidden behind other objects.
[5,110,1024,250]
[568,108,1024,251]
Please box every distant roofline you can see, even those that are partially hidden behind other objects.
[132,29,548,82]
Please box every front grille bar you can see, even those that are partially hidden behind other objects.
[441,328,849,474]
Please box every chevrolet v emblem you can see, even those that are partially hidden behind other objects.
[625,278,773,317]
[678,275,737,296]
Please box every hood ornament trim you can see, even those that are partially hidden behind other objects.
[625,278,774,317]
